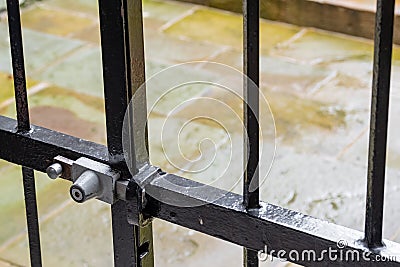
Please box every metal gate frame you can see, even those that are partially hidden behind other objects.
[1,0,400,266]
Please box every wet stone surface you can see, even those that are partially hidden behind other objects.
[0,0,400,266]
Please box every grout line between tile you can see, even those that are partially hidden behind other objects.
[159,6,199,32]
[276,28,308,49]
[29,43,92,77]
[307,70,337,95]
[336,126,369,160]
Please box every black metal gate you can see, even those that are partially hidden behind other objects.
[1,0,400,266]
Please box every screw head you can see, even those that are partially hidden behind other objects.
[46,163,63,179]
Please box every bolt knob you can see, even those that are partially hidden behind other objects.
[70,170,101,203]
[46,163,63,179]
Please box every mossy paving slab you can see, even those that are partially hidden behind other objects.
[0,72,18,105]
[21,5,94,37]
[0,72,38,106]
[42,0,99,17]
[148,116,229,173]
[266,90,346,133]
[36,47,104,98]
[143,0,194,22]
[180,133,243,193]
[0,85,106,143]
[337,97,400,171]
[275,28,400,63]
[2,204,241,267]
[145,61,217,115]
[144,21,226,63]
[153,220,241,267]
[210,49,330,94]
[0,162,71,248]
[164,8,300,54]
[259,145,368,227]
[261,145,400,241]
[0,24,83,75]
[0,200,113,267]
[70,24,101,44]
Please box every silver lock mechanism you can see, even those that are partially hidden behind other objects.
[46,155,160,226]
[46,156,120,204]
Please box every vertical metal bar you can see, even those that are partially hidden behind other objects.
[124,0,154,265]
[98,0,153,266]
[243,0,260,266]
[6,1,42,266]
[364,0,395,249]
[21,167,42,267]
[6,0,29,132]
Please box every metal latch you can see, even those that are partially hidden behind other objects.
[46,156,160,211]
[46,156,120,204]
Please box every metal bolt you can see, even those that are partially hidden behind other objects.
[70,170,101,203]
[46,163,63,179]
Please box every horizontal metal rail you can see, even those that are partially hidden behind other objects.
[1,115,400,266]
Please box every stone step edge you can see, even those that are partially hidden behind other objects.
[176,0,400,45]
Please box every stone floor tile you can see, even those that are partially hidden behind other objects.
[153,220,241,267]
[337,95,400,171]
[0,200,113,267]
[164,8,300,54]
[262,89,346,143]
[0,72,19,105]
[21,5,94,37]
[2,204,241,267]
[0,259,19,267]
[145,62,216,115]
[69,24,100,44]
[148,116,229,174]
[42,0,99,17]
[0,85,106,143]
[260,145,367,228]
[0,162,71,252]
[0,24,84,75]
[0,163,28,246]
[0,72,38,116]
[211,49,331,94]
[143,0,194,23]
[144,24,227,63]
[273,29,375,64]
[260,143,400,239]
[36,47,104,98]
